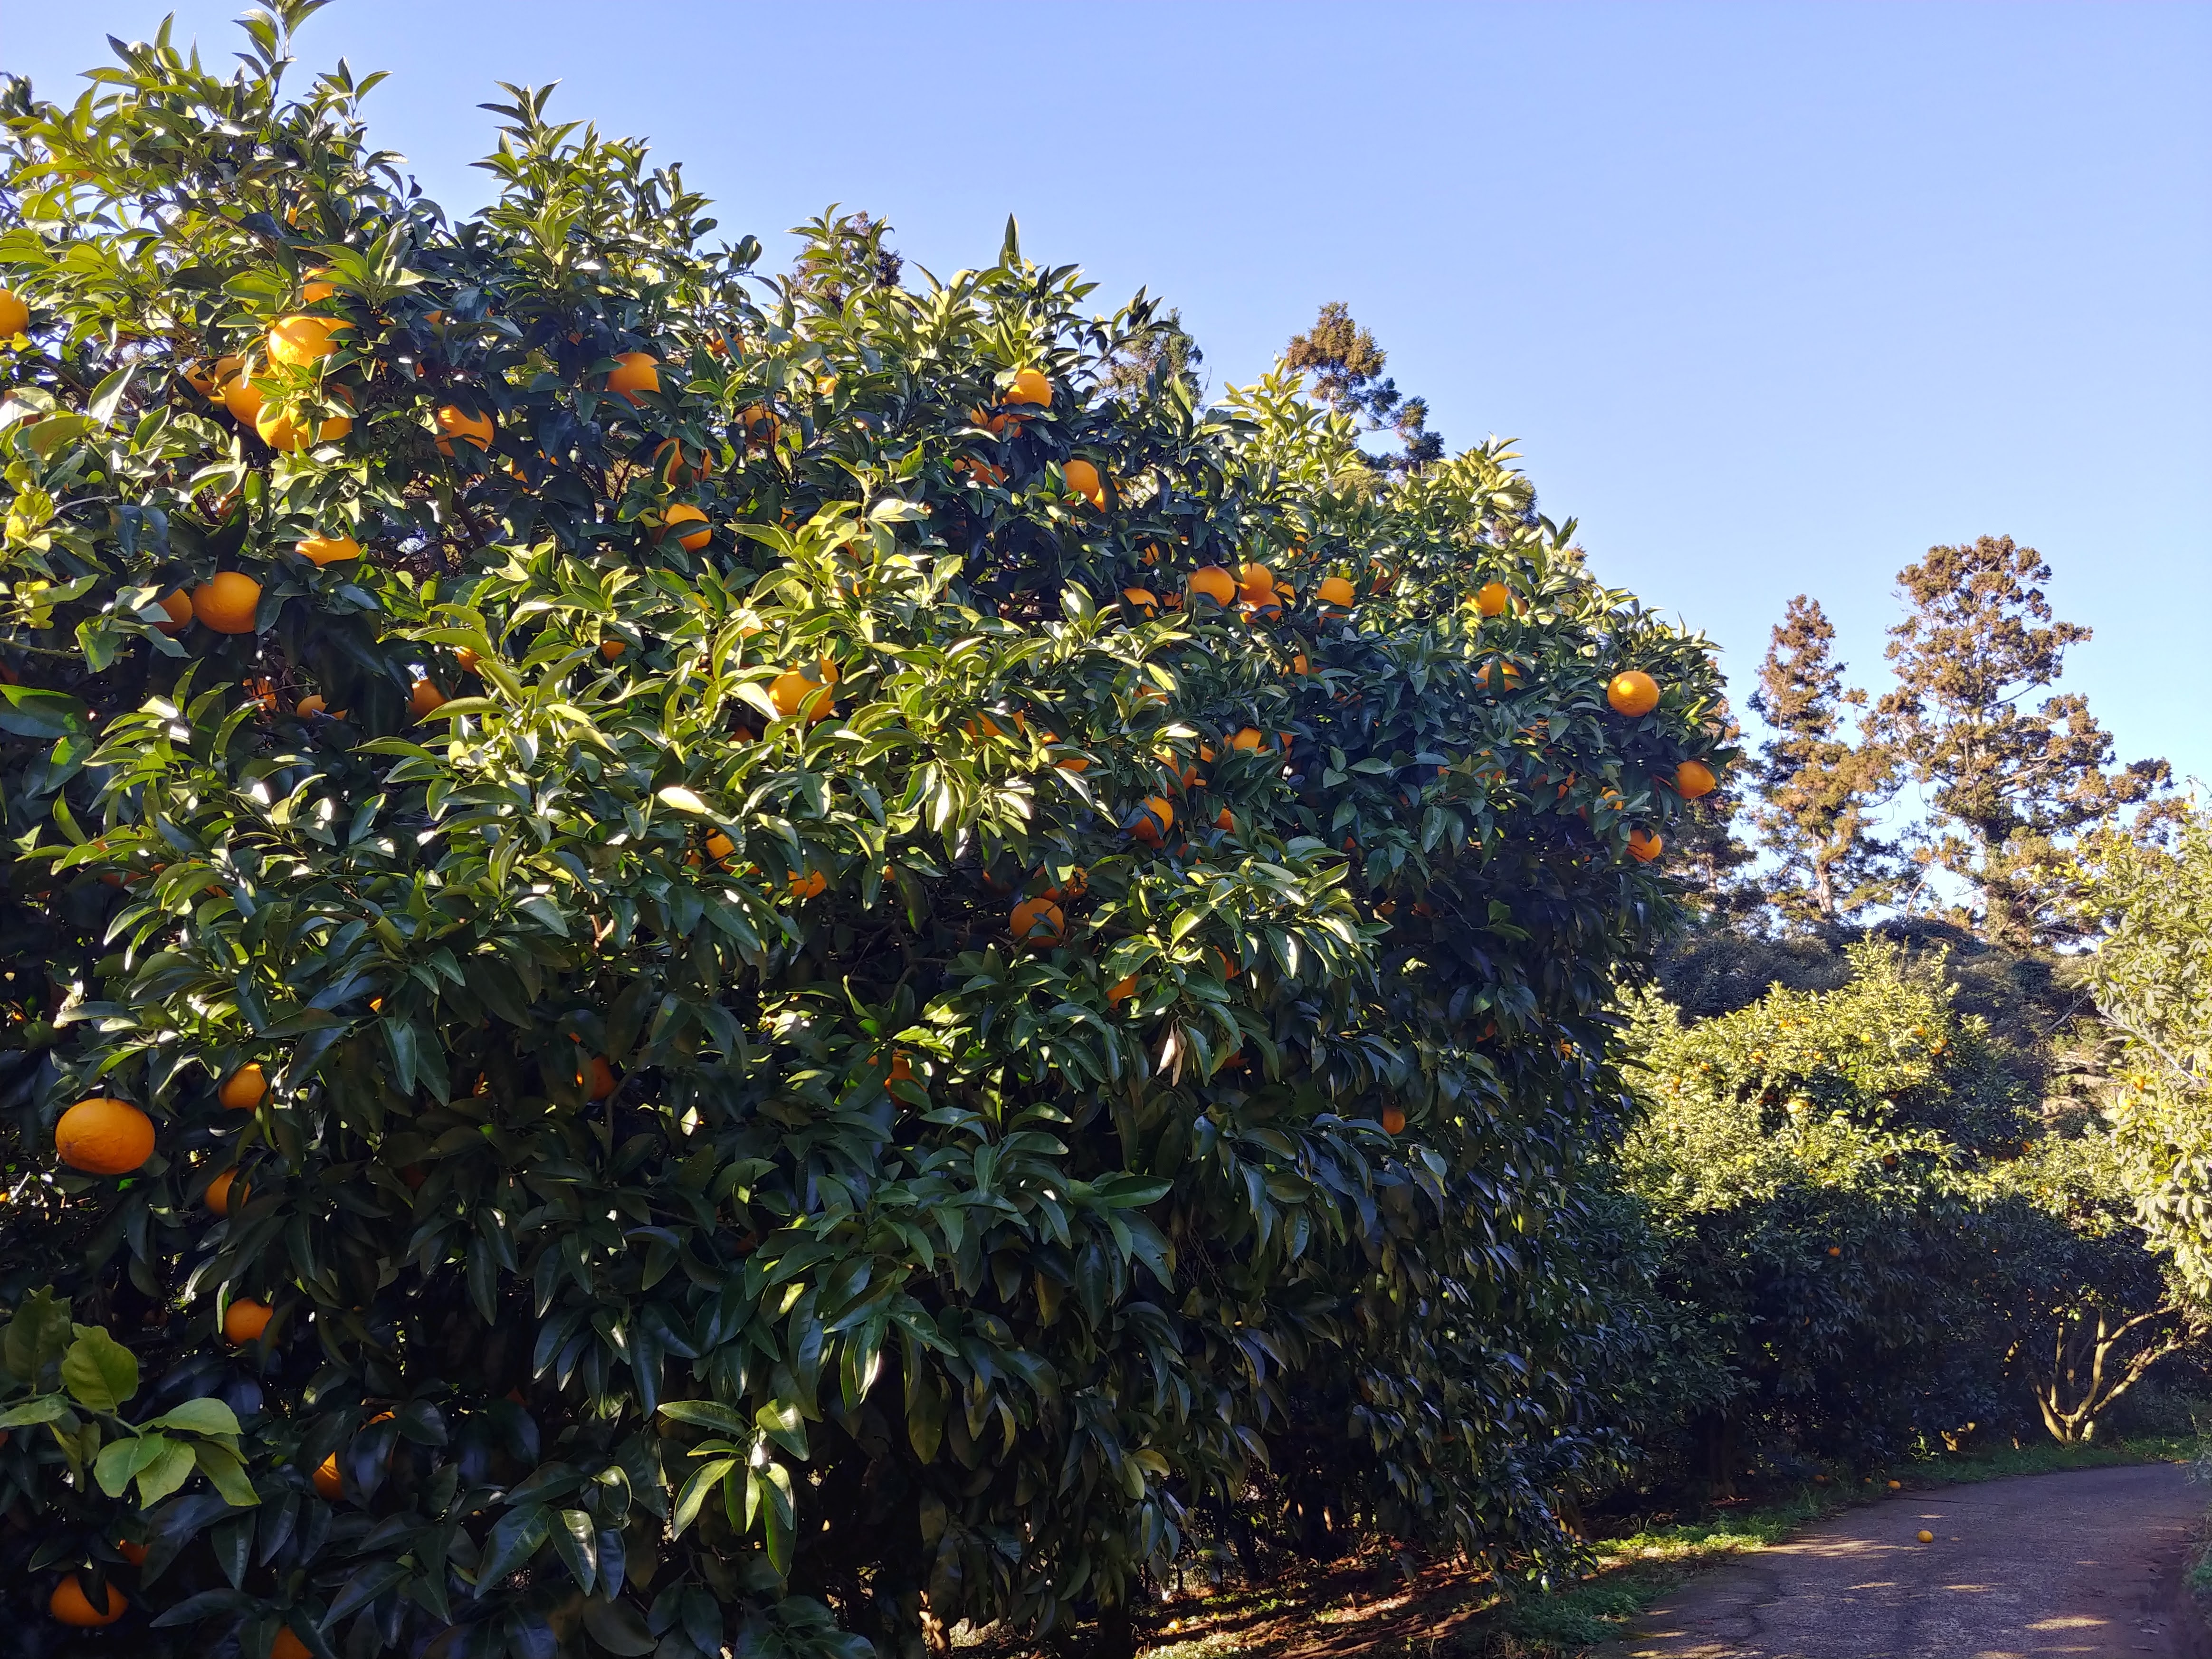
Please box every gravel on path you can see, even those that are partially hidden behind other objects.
[1590,1462,2209,1659]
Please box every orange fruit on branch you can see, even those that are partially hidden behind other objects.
[1381,1106,1406,1135]
[155,588,193,633]
[48,1576,126,1628]
[1005,366,1051,409]
[1627,828,1664,863]
[255,388,354,451]
[1063,458,1104,506]
[1238,562,1277,606]
[433,405,494,455]
[205,1168,246,1216]
[662,503,711,551]
[1606,670,1660,716]
[1187,566,1236,607]
[266,313,352,367]
[0,289,29,337]
[769,660,839,721]
[409,678,448,721]
[788,869,828,899]
[223,1298,275,1345]
[296,533,361,566]
[1128,796,1174,847]
[738,404,780,448]
[55,1096,155,1174]
[606,351,660,404]
[1010,896,1066,947]
[1673,759,1717,800]
[1316,575,1355,609]
[1475,581,1511,617]
[219,1064,267,1110]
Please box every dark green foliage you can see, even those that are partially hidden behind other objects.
[0,12,1730,1657]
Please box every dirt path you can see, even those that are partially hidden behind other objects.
[1591,1463,2207,1659]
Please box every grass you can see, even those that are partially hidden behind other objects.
[1135,1432,2205,1659]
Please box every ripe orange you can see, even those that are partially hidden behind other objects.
[299,269,336,304]
[1915,1529,1934,1544]
[1627,828,1663,863]
[583,1055,617,1100]
[1129,796,1174,847]
[653,437,716,484]
[1289,652,1311,676]
[1106,974,1138,1006]
[738,404,780,448]
[205,1168,246,1216]
[1475,581,1511,617]
[1238,562,1277,606]
[256,390,354,451]
[769,660,839,721]
[1010,896,1066,947]
[272,1629,312,1659]
[1041,733,1088,772]
[1187,566,1236,607]
[221,372,266,425]
[191,572,260,635]
[116,1540,148,1566]
[1230,726,1266,753]
[1005,367,1051,409]
[223,1298,275,1345]
[1476,658,1522,693]
[662,503,711,551]
[1827,1245,1842,1257]
[48,1575,125,1627]
[606,351,660,404]
[266,313,352,367]
[1121,587,1160,617]
[55,1097,155,1174]
[433,406,494,455]
[600,639,626,661]
[295,695,346,718]
[788,869,827,899]
[1063,458,1104,506]
[312,1453,342,1501]
[155,588,193,633]
[1606,670,1660,716]
[1382,1106,1406,1135]
[1215,807,1235,830]
[296,533,361,566]
[1674,759,1717,800]
[957,456,1005,486]
[0,288,29,337]
[220,1064,267,1110]
[1316,575,1355,609]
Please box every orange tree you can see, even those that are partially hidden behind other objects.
[0,10,1728,1656]
[1617,941,2187,1484]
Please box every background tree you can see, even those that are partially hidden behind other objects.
[1873,535,2167,948]
[2083,797,2212,1302]
[1282,301,1444,474]
[1749,594,1902,928]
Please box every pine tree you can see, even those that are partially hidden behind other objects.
[1872,535,2167,947]
[1748,595,1902,926]
[1283,301,1444,472]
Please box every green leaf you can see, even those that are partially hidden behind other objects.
[150,1397,242,1438]
[670,1457,740,1537]
[95,1432,164,1497]
[135,1435,198,1504]
[60,1326,139,1413]
[656,785,711,814]
[0,1395,70,1430]
[0,686,94,742]
[193,1441,260,1507]
[1,1289,73,1386]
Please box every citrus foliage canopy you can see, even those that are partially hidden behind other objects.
[0,9,1726,1656]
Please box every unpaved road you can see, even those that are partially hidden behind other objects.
[1592,1463,2208,1659]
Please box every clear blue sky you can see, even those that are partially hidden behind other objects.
[10,2,2209,786]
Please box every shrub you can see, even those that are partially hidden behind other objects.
[0,11,1726,1656]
